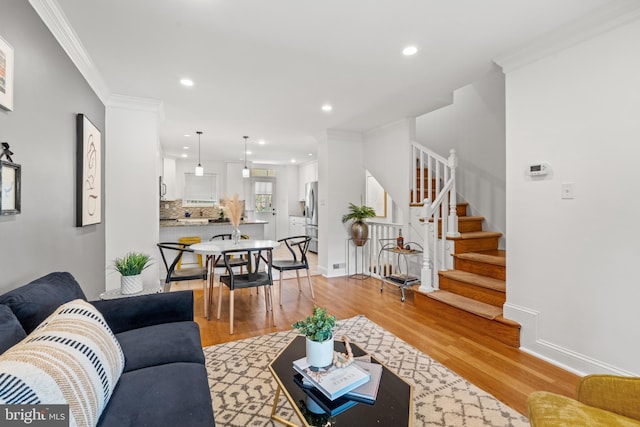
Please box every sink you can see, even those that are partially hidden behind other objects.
[176,218,209,224]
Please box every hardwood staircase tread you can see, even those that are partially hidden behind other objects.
[447,231,502,240]
[439,270,506,292]
[425,290,503,320]
[453,252,506,267]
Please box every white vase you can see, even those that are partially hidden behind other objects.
[306,336,334,369]
[121,274,143,295]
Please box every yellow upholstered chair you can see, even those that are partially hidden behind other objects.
[528,375,640,427]
[177,236,203,269]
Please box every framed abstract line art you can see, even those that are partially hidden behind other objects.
[76,114,102,226]
[0,35,15,111]
[0,161,21,215]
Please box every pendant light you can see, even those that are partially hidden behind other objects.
[242,136,250,178]
[195,131,204,176]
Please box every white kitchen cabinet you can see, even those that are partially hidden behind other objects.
[298,161,318,201]
[298,173,306,201]
[162,157,177,200]
[289,216,306,236]
[309,161,318,182]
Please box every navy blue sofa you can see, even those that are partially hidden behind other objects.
[0,272,215,427]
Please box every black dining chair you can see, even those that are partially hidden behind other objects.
[157,242,208,292]
[208,234,250,272]
[271,235,315,305]
[217,247,274,334]
[205,233,253,317]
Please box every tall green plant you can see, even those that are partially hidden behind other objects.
[292,305,337,342]
[113,252,152,276]
[341,203,376,224]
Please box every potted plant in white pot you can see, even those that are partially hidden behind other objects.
[342,202,376,246]
[113,252,152,295]
[292,305,337,369]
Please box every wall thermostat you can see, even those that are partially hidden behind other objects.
[528,163,549,176]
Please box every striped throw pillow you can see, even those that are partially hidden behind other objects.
[0,299,124,427]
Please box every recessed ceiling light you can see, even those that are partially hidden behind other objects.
[403,46,418,56]
[183,146,189,150]
[321,104,332,112]
[308,153,313,156]
[291,159,296,163]
[181,154,188,158]
[184,133,191,137]
[180,78,194,87]
[246,150,252,155]
[258,139,266,145]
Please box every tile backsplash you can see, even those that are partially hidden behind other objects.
[160,200,223,219]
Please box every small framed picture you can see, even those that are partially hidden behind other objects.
[0,35,15,111]
[76,114,102,226]
[0,161,21,215]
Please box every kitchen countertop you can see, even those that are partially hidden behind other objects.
[160,219,268,227]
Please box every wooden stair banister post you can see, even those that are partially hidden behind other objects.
[446,149,460,238]
[420,199,437,293]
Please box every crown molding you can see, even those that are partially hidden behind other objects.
[494,0,640,73]
[29,0,110,103]
[107,94,165,120]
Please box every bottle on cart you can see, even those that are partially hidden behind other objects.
[396,229,404,249]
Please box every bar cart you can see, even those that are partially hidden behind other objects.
[376,239,423,302]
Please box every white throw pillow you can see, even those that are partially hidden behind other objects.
[0,299,124,427]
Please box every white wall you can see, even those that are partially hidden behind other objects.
[503,18,640,375]
[105,96,162,291]
[318,130,364,277]
[175,157,227,202]
[363,119,412,225]
[416,68,506,246]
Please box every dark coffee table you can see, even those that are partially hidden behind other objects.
[268,336,413,427]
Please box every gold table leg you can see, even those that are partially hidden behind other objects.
[270,385,303,427]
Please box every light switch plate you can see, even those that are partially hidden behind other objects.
[561,183,575,199]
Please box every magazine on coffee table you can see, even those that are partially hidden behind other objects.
[301,360,383,403]
[293,375,359,416]
[293,357,371,400]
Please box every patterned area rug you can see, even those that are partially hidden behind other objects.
[204,315,529,427]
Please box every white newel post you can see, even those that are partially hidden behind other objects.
[420,199,436,293]
[446,149,460,238]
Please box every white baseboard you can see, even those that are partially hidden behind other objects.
[504,302,636,376]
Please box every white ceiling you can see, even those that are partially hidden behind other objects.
[53,0,615,166]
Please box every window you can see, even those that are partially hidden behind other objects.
[254,179,274,212]
[183,173,218,207]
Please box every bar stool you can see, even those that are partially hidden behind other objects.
[177,236,203,269]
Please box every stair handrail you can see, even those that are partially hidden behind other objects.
[410,142,460,292]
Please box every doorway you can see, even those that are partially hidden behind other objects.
[252,177,277,240]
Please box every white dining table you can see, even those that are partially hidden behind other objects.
[190,239,280,318]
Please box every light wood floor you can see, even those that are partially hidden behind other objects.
[173,274,578,416]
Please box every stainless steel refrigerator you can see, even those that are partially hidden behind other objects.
[304,181,318,253]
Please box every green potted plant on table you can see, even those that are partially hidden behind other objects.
[113,252,152,295]
[342,202,376,246]
[292,305,337,369]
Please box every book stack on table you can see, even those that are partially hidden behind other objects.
[388,273,419,284]
[292,356,384,416]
